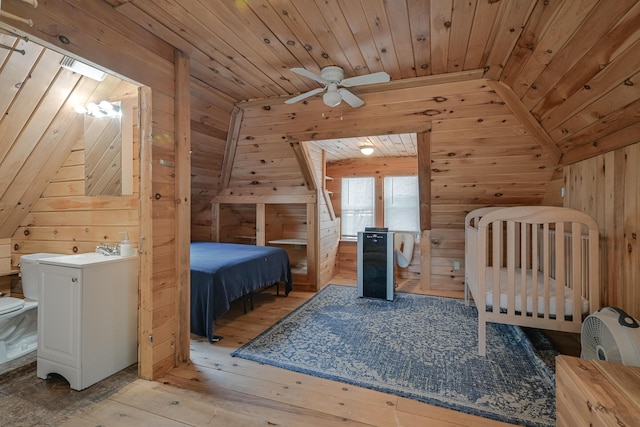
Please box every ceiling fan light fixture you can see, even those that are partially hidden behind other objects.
[287,66,390,108]
[323,90,342,107]
[360,145,374,156]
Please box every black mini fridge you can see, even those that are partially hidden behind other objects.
[357,228,395,301]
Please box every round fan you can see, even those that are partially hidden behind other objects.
[581,307,640,366]
[285,66,390,108]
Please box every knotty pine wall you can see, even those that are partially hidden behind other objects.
[237,74,559,292]
[564,141,640,321]
[3,0,189,379]
[12,112,140,255]
[306,145,339,288]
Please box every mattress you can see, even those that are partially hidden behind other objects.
[190,241,292,342]
[478,267,590,317]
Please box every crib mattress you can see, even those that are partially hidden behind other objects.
[477,267,590,317]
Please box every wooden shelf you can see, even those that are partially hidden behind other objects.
[0,270,19,277]
[235,235,257,243]
[268,239,307,246]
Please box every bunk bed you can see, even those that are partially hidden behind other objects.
[190,241,293,343]
[464,206,600,356]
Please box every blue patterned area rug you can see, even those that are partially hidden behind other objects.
[232,284,558,427]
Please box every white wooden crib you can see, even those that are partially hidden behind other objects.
[464,206,600,356]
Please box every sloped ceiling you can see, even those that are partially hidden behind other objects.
[1,0,640,229]
[97,0,640,215]
[0,33,137,239]
[98,0,640,163]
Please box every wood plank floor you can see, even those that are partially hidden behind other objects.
[56,275,578,426]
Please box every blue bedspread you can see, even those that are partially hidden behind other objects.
[190,242,292,342]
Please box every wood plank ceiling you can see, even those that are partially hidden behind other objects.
[102,0,640,163]
[1,0,640,231]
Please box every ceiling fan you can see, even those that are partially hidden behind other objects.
[285,66,390,108]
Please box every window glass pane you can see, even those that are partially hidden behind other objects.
[384,176,419,232]
[341,177,375,237]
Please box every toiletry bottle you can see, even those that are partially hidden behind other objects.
[120,231,133,257]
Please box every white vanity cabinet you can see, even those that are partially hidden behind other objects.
[36,253,138,391]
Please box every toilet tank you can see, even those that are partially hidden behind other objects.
[19,253,63,300]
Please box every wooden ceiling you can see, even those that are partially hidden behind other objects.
[98,0,640,163]
[1,0,639,228]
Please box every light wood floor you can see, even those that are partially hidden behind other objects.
[57,275,558,427]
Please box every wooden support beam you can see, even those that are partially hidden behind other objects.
[289,140,317,191]
[174,50,191,367]
[256,203,265,246]
[417,131,431,290]
[219,105,243,191]
[138,86,154,380]
[489,80,562,165]
[418,132,431,231]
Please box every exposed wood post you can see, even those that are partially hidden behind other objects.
[417,131,431,290]
[290,140,317,191]
[488,81,562,166]
[307,202,317,290]
[219,106,243,191]
[211,202,220,242]
[138,86,154,380]
[175,50,191,366]
[256,203,265,246]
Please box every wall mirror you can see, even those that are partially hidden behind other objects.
[84,101,124,196]
[81,93,136,197]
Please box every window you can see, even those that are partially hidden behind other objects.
[384,176,419,232]
[340,175,419,239]
[341,177,375,238]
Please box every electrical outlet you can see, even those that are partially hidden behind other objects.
[453,261,461,271]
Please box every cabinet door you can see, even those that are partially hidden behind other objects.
[38,266,81,368]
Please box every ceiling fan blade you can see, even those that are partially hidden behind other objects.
[290,67,327,85]
[338,88,364,108]
[340,71,391,87]
[284,87,325,104]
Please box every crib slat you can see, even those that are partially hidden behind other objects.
[572,222,582,323]
[507,221,515,315]
[532,224,539,318]
[492,221,501,315]
[543,224,550,320]
[588,228,599,312]
[556,222,566,322]
[477,222,488,357]
[520,222,527,318]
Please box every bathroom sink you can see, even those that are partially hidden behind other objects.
[38,252,132,267]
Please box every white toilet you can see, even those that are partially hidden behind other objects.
[0,253,62,364]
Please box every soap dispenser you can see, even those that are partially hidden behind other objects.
[120,231,134,257]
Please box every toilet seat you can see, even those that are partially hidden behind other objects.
[0,297,25,316]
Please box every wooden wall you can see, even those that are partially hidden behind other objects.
[306,145,339,288]
[190,80,235,220]
[2,0,183,379]
[238,73,560,292]
[429,110,562,290]
[564,141,640,320]
[11,83,140,260]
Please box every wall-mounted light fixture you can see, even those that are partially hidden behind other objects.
[74,100,121,118]
[60,56,106,82]
[360,145,374,155]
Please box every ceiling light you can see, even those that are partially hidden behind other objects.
[60,56,107,82]
[323,90,342,107]
[360,145,374,156]
[75,100,121,118]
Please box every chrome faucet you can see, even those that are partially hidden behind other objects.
[95,243,120,256]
